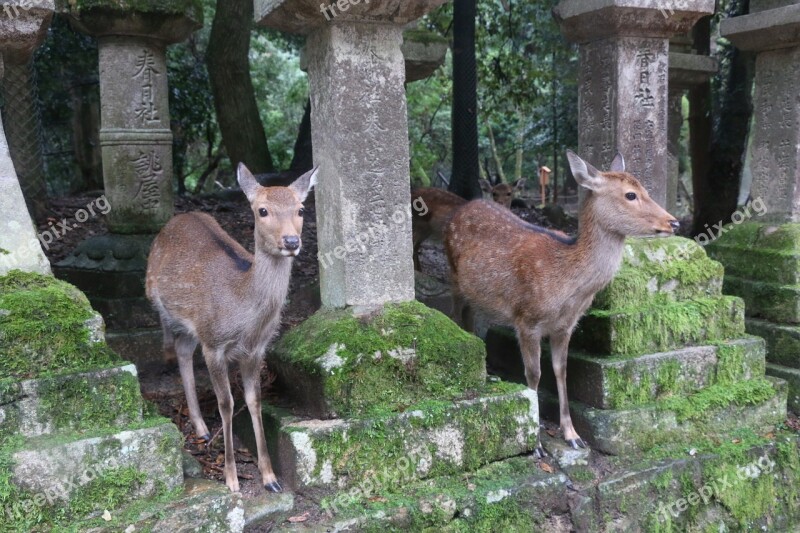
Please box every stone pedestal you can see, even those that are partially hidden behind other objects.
[258,0,445,308]
[0,1,53,276]
[705,1,800,412]
[553,0,714,206]
[667,41,717,215]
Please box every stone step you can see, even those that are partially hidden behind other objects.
[538,377,787,455]
[270,302,487,419]
[746,317,800,369]
[3,420,184,529]
[234,384,539,491]
[486,326,765,409]
[0,364,144,438]
[766,363,800,412]
[573,295,745,357]
[723,275,800,324]
[593,237,724,311]
[279,455,569,532]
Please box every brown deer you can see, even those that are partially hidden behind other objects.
[444,151,678,452]
[146,164,317,493]
[411,180,526,271]
[480,178,526,208]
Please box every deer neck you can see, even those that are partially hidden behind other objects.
[243,243,294,315]
[571,199,626,290]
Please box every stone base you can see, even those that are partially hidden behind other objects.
[746,318,800,369]
[539,377,787,455]
[105,327,166,368]
[234,384,539,491]
[767,363,800,412]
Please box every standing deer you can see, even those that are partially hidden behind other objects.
[146,164,317,492]
[444,151,678,451]
[411,180,526,271]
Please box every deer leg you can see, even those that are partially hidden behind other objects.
[550,330,585,449]
[516,324,546,458]
[204,346,239,492]
[174,334,208,441]
[240,356,282,493]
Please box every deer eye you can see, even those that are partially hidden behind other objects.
[625,192,637,201]
[298,208,305,217]
[258,208,268,217]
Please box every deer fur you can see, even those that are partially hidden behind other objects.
[146,164,317,492]
[444,151,678,451]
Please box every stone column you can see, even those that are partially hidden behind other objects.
[69,5,202,234]
[553,0,715,207]
[707,0,800,412]
[0,1,53,276]
[257,0,446,308]
[667,39,717,214]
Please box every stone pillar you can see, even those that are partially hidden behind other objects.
[257,0,445,308]
[69,6,202,234]
[667,39,717,215]
[0,1,53,277]
[707,0,800,412]
[553,0,715,207]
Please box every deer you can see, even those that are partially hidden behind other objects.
[411,179,526,271]
[480,178,526,208]
[145,164,317,493]
[444,150,678,453]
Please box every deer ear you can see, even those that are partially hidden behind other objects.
[566,150,604,191]
[290,166,319,202]
[609,152,626,173]
[479,179,492,194]
[237,163,260,203]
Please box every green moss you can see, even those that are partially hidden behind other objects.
[403,29,449,45]
[273,301,486,417]
[69,0,203,18]
[0,271,121,379]
[0,248,9,255]
[568,466,595,483]
[658,378,775,423]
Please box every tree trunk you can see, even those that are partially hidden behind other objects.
[514,119,524,182]
[290,98,313,172]
[449,0,481,200]
[2,60,49,220]
[486,119,508,183]
[691,1,753,235]
[207,0,274,174]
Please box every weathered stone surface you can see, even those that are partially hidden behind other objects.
[0,0,54,63]
[235,386,539,491]
[539,377,787,455]
[403,29,448,83]
[766,363,800,411]
[0,364,143,437]
[105,327,165,367]
[270,302,486,419]
[414,271,452,317]
[256,0,448,34]
[669,51,717,87]
[0,166,50,276]
[11,422,184,506]
[746,318,800,368]
[723,275,800,323]
[541,432,590,468]
[244,491,295,528]
[721,2,800,51]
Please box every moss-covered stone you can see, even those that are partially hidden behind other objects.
[722,275,800,323]
[539,377,787,455]
[766,363,800,412]
[236,383,537,491]
[0,365,144,438]
[746,318,800,369]
[271,302,486,418]
[67,0,203,19]
[0,271,121,380]
[575,296,746,357]
[594,237,724,310]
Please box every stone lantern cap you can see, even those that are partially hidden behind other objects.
[67,0,202,42]
[0,0,54,63]
[720,2,800,51]
[553,0,715,42]
[256,0,447,34]
[403,28,448,82]
[669,51,717,87]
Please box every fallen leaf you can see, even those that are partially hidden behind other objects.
[124,525,136,533]
[368,496,388,503]
[540,462,555,474]
[732,439,741,444]
[102,510,112,522]
[467,483,477,491]
[545,429,557,437]
[764,432,774,439]
[288,512,310,523]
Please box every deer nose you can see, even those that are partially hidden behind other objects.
[283,236,300,251]
[669,220,680,232]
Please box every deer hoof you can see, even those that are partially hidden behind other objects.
[200,433,211,442]
[265,480,283,493]
[533,444,547,459]
[567,438,586,449]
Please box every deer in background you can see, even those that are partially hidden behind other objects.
[480,178,526,208]
[444,151,678,452]
[411,179,526,271]
[146,164,317,493]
